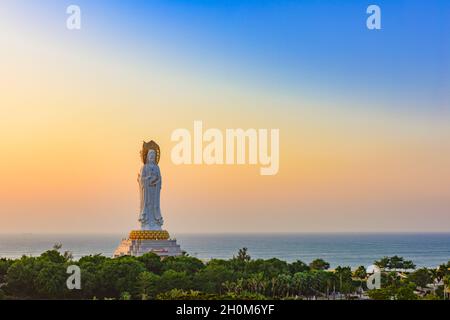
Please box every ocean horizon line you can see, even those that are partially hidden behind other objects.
[2,231,450,236]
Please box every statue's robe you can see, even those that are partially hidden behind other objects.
[138,163,163,230]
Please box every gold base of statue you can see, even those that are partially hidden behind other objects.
[114,229,182,257]
[129,230,170,240]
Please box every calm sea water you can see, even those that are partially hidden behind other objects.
[0,233,449,268]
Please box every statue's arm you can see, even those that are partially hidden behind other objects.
[149,175,160,185]
[149,166,161,186]
[138,167,151,184]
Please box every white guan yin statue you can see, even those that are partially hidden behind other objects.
[138,142,164,230]
[113,140,182,258]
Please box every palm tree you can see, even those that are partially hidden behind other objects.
[444,275,450,300]
[246,272,266,295]
[334,266,355,299]
[353,266,367,296]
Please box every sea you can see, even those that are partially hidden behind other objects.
[0,233,449,268]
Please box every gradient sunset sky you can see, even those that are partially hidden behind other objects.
[0,0,449,234]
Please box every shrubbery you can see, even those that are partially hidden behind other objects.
[0,247,449,300]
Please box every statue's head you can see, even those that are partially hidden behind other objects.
[147,149,156,164]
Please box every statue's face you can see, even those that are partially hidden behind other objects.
[147,150,156,164]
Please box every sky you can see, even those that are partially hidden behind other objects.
[0,0,449,234]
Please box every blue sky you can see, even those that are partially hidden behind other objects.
[84,0,450,111]
[11,0,449,112]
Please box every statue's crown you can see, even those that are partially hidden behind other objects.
[141,140,160,164]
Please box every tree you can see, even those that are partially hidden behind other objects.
[245,258,289,279]
[383,271,401,288]
[136,271,160,299]
[374,257,390,269]
[292,272,315,299]
[156,289,220,300]
[2,250,448,300]
[334,266,354,296]
[408,268,432,288]
[39,250,68,264]
[224,291,267,300]
[270,273,291,298]
[229,248,252,273]
[312,270,334,298]
[138,253,164,275]
[395,283,418,300]
[374,256,415,270]
[77,254,109,299]
[5,256,40,298]
[367,287,393,300]
[194,264,236,294]
[288,260,310,274]
[120,292,132,300]
[353,266,367,280]
[99,256,146,298]
[34,261,68,299]
[402,260,416,270]
[434,263,449,282]
[309,259,330,271]
[422,293,440,300]
[368,282,417,300]
[162,256,204,274]
[235,248,251,262]
[0,258,13,283]
[444,275,450,300]
[158,270,192,293]
[6,251,72,299]
[353,266,367,293]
